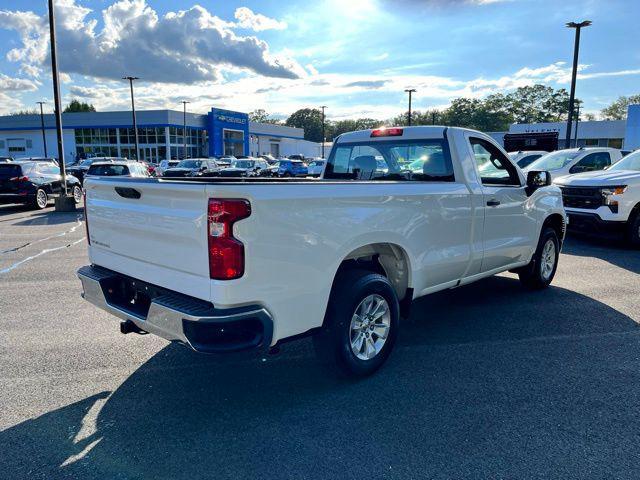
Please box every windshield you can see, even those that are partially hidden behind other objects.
[231,160,255,169]
[79,159,94,167]
[325,139,453,181]
[609,150,640,171]
[527,151,580,171]
[176,160,202,169]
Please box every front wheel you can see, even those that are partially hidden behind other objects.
[518,227,560,289]
[72,185,83,204]
[626,212,640,248]
[314,269,400,377]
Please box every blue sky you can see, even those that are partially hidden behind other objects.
[0,0,639,120]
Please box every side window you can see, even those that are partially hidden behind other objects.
[469,138,520,186]
[571,152,610,173]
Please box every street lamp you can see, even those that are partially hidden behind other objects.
[123,76,140,160]
[565,20,591,149]
[320,106,327,158]
[36,101,47,158]
[404,89,416,126]
[182,101,190,159]
[573,100,582,148]
[47,0,72,210]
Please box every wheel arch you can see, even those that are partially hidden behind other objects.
[541,213,566,247]
[332,242,412,303]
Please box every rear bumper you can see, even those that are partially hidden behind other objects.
[566,211,626,235]
[77,265,273,354]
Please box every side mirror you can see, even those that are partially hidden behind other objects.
[526,170,551,196]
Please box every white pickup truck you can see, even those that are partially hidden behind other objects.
[555,149,640,246]
[78,126,566,376]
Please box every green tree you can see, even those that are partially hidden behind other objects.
[600,94,640,120]
[248,109,282,124]
[505,85,570,123]
[285,108,325,142]
[9,109,39,116]
[63,99,96,113]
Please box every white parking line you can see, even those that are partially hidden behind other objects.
[0,214,83,254]
[0,237,85,275]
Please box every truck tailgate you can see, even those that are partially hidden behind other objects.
[84,178,210,300]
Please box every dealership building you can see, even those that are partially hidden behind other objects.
[490,104,640,151]
[0,107,322,164]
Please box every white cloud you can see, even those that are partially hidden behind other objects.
[0,0,305,83]
[56,61,640,121]
[0,74,40,92]
[234,7,287,31]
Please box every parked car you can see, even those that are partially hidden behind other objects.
[259,154,277,164]
[86,161,151,179]
[67,157,127,185]
[156,160,180,177]
[288,154,306,161]
[78,126,565,377]
[307,159,326,177]
[162,159,219,178]
[0,161,82,209]
[508,150,548,169]
[278,159,308,177]
[555,149,640,246]
[15,156,59,166]
[219,158,269,177]
[139,160,156,176]
[523,147,622,180]
[215,156,235,168]
[1,156,13,163]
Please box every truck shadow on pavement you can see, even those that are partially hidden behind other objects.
[2,276,639,479]
[561,233,640,275]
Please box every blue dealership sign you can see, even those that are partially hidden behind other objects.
[207,108,249,157]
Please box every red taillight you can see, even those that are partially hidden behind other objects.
[208,199,251,280]
[370,127,403,137]
[10,176,29,181]
[83,190,90,245]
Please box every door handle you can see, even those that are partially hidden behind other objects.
[486,199,500,207]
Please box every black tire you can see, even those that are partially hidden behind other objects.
[518,226,560,289]
[72,185,83,204]
[626,211,640,248]
[32,188,48,210]
[313,269,400,377]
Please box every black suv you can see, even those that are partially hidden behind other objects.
[0,161,83,209]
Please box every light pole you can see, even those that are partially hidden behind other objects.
[404,89,416,126]
[565,20,591,149]
[47,0,75,210]
[182,101,190,159]
[573,101,582,148]
[320,106,327,158]
[123,76,140,160]
[36,101,47,157]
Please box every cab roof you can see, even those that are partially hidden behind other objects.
[336,126,455,144]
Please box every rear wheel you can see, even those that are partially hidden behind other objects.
[518,226,559,289]
[314,269,400,377]
[32,188,48,210]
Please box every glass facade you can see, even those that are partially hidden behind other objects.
[74,126,206,163]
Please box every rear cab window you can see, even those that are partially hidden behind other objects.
[324,138,454,182]
[88,164,130,176]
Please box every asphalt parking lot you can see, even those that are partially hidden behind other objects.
[1,203,639,479]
